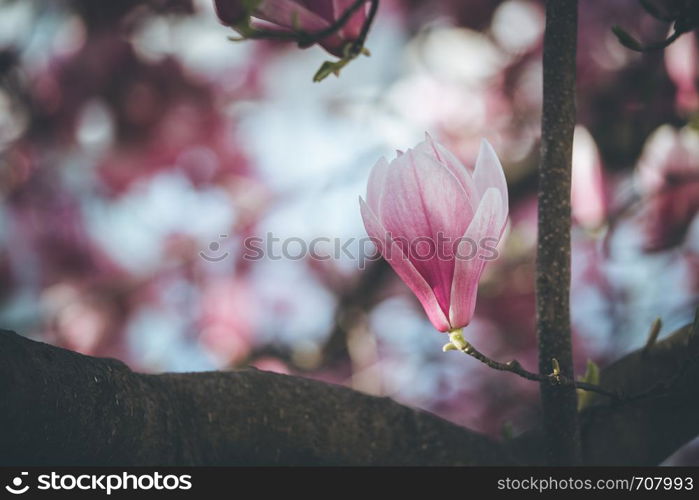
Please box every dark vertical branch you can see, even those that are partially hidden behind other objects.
[537,0,580,465]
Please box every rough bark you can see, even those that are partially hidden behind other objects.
[579,322,699,465]
[0,329,512,466]
[0,321,697,466]
[512,322,699,465]
[536,0,581,465]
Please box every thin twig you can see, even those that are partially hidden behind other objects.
[626,28,684,52]
[348,0,378,56]
[445,333,619,400]
[448,307,699,405]
[298,0,371,48]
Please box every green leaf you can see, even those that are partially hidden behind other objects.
[501,421,514,441]
[577,359,600,411]
[313,59,349,82]
[244,0,262,12]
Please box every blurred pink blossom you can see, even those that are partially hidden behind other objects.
[572,125,608,230]
[250,357,291,374]
[636,125,699,251]
[665,31,699,113]
[360,134,508,332]
[198,278,256,365]
[214,0,369,57]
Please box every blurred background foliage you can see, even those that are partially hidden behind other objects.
[0,0,698,463]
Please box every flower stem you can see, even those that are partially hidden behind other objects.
[444,331,618,400]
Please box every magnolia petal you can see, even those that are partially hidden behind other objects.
[299,0,366,37]
[378,149,474,315]
[448,188,504,328]
[252,0,350,56]
[378,149,475,239]
[473,139,509,229]
[333,0,367,40]
[360,197,451,331]
[366,157,390,214]
[255,0,329,30]
[415,133,480,211]
[214,0,247,25]
[299,0,334,22]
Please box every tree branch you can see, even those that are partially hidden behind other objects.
[512,320,699,465]
[1,318,698,466]
[536,0,580,465]
[0,329,512,466]
[581,321,699,465]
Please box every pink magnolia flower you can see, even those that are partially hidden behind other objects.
[360,134,508,333]
[636,125,699,251]
[665,30,699,113]
[571,125,607,230]
[214,0,369,58]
